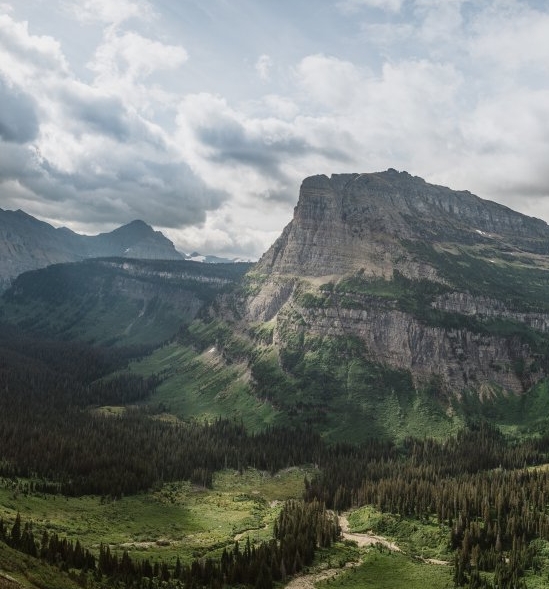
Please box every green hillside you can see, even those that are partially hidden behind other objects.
[0,542,82,589]
[4,174,549,588]
[0,258,251,345]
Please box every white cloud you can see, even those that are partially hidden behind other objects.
[469,2,549,73]
[295,54,365,110]
[337,0,404,13]
[84,27,188,119]
[0,14,69,81]
[166,204,286,260]
[255,54,273,81]
[90,29,188,82]
[63,0,155,25]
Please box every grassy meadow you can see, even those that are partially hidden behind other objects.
[0,467,313,567]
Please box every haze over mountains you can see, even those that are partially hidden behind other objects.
[4,169,549,439]
[0,209,247,291]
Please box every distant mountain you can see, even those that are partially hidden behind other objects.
[1,257,251,345]
[0,209,182,290]
[87,219,182,260]
[184,251,254,264]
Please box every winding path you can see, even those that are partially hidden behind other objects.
[283,512,449,588]
[338,514,401,551]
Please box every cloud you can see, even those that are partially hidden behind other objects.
[295,54,366,110]
[0,14,69,80]
[175,92,351,207]
[468,1,549,73]
[0,76,39,143]
[0,9,224,236]
[63,0,155,25]
[255,54,273,81]
[89,29,188,84]
[337,0,404,13]
[3,0,549,260]
[166,204,287,260]
[414,0,465,45]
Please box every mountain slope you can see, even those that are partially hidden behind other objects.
[255,169,549,279]
[196,170,549,438]
[0,258,251,345]
[4,171,549,440]
[0,209,181,290]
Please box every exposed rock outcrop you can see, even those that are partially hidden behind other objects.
[243,170,549,397]
[255,170,549,280]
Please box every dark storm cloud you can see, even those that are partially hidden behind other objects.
[0,143,227,229]
[196,117,351,202]
[64,90,131,140]
[0,77,39,143]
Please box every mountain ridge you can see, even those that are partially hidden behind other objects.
[236,170,549,414]
[4,171,549,439]
[255,169,549,280]
[0,208,182,290]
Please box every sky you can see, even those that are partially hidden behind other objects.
[1,0,549,259]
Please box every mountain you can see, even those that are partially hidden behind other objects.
[4,171,549,440]
[219,170,549,438]
[0,209,182,290]
[254,169,549,279]
[1,257,251,346]
[85,219,182,260]
[244,170,549,391]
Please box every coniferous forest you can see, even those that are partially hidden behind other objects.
[3,321,549,588]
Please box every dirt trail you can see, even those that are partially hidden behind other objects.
[284,513,450,587]
[284,562,357,589]
[338,514,401,551]
[283,514,402,588]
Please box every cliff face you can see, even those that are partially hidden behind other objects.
[244,170,549,397]
[282,303,531,394]
[255,170,549,280]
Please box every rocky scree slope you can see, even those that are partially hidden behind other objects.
[239,170,549,399]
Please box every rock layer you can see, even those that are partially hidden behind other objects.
[244,170,549,396]
[255,170,549,279]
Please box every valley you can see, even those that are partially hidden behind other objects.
[3,172,549,587]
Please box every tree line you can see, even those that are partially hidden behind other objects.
[1,500,339,589]
[305,422,549,588]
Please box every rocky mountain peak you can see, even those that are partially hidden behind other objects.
[0,210,181,290]
[93,219,181,259]
[255,170,549,279]
[243,171,549,399]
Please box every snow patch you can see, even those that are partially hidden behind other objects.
[475,229,493,238]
